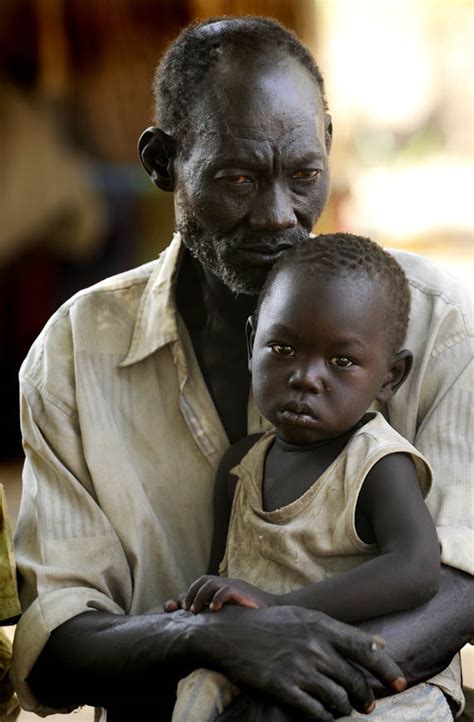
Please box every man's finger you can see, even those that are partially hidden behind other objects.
[338,627,406,693]
[318,656,374,714]
[303,671,352,718]
[279,685,335,721]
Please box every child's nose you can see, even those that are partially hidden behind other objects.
[289,363,326,394]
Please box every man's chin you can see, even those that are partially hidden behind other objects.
[183,240,268,295]
[209,263,266,296]
[177,217,300,295]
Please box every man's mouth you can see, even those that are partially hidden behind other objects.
[233,243,293,266]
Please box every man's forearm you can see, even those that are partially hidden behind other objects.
[28,610,197,709]
[358,566,473,693]
[28,604,408,720]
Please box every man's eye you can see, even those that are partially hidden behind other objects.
[223,175,252,185]
[330,356,354,368]
[270,344,295,356]
[291,169,320,181]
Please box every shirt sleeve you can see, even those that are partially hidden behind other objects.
[387,252,474,577]
[12,366,133,714]
[414,348,473,575]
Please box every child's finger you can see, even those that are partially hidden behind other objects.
[163,599,180,612]
[183,575,219,610]
[190,578,222,612]
[209,586,259,611]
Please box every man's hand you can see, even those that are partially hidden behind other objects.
[188,605,406,720]
[164,575,274,613]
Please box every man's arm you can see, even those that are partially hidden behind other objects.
[359,565,473,692]
[29,604,407,719]
[212,566,474,721]
[21,410,404,719]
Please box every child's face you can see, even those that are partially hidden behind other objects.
[251,267,395,444]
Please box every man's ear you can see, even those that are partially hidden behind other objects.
[376,349,413,404]
[138,126,176,192]
[245,315,257,372]
[324,113,333,154]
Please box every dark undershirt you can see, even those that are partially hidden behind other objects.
[177,251,252,443]
[263,414,375,542]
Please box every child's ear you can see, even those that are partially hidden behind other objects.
[245,315,257,372]
[376,349,413,403]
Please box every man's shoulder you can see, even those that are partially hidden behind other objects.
[66,257,160,310]
[390,249,471,315]
[389,249,473,341]
[19,257,163,394]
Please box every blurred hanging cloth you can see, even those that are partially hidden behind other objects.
[0,78,106,459]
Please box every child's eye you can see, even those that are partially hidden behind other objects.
[330,356,354,368]
[270,344,295,356]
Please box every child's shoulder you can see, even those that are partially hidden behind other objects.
[219,433,267,476]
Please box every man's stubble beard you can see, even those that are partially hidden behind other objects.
[176,210,310,296]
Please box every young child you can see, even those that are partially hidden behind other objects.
[166,234,452,721]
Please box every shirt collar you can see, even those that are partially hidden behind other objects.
[120,231,317,368]
[119,232,184,367]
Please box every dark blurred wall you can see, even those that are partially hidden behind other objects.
[0,0,315,459]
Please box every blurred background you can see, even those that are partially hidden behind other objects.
[1,0,472,461]
[0,1,472,717]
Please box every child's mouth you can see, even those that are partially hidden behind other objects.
[278,402,320,427]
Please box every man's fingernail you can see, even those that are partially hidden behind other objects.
[393,676,407,692]
[364,701,376,714]
[373,634,385,648]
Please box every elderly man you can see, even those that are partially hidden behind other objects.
[13,17,472,722]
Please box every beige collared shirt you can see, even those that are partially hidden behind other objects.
[12,234,473,714]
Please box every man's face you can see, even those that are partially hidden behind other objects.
[173,54,331,295]
[251,268,393,444]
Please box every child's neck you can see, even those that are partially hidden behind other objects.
[263,413,373,512]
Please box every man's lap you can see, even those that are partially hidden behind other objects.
[338,683,453,721]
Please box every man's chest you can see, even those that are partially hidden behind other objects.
[188,324,251,443]
[75,345,220,604]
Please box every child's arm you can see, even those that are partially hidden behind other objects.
[276,452,440,622]
[182,453,441,622]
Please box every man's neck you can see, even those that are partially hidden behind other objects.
[201,264,256,329]
[178,252,255,330]
[176,251,253,443]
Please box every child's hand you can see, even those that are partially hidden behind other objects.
[168,575,275,613]
[163,596,184,612]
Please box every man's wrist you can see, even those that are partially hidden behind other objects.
[169,609,218,668]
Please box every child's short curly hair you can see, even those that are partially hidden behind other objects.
[257,233,411,356]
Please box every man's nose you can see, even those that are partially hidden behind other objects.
[289,362,326,394]
[249,182,297,231]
